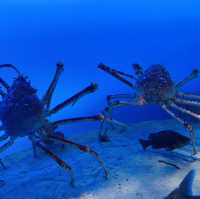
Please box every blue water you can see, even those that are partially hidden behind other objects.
[0,0,200,129]
[1,1,200,198]
[0,0,200,151]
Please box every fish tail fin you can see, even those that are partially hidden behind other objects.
[139,139,150,150]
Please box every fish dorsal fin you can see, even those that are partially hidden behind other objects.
[179,170,196,196]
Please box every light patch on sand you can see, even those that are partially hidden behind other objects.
[0,119,200,199]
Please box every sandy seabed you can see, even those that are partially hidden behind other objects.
[0,119,200,199]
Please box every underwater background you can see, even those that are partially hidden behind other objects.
[1,0,200,123]
[1,1,200,198]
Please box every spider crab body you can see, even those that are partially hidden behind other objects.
[98,63,200,155]
[0,76,44,137]
[135,65,176,104]
[0,63,108,185]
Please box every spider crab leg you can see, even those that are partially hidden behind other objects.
[48,134,109,179]
[51,112,127,129]
[177,92,200,100]
[176,69,199,89]
[0,134,9,141]
[48,83,98,116]
[0,64,20,75]
[98,63,135,88]
[0,137,15,153]
[99,97,141,141]
[161,104,197,155]
[29,135,39,158]
[99,109,128,142]
[0,131,8,169]
[170,102,200,120]
[52,114,105,127]
[0,64,21,91]
[36,142,75,186]
[107,94,137,103]
[108,68,135,79]
[105,93,142,119]
[0,78,9,91]
[0,88,6,98]
[98,63,136,79]
[42,63,64,109]
[0,158,6,169]
[174,97,200,107]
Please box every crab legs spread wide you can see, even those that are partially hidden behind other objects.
[0,63,108,185]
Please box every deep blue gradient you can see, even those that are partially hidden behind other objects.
[0,0,200,126]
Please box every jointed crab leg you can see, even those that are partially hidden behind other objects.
[42,63,64,109]
[0,159,6,169]
[170,102,200,120]
[98,63,135,88]
[106,117,129,128]
[110,99,139,107]
[49,134,109,179]
[102,100,137,128]
[48,83,98,115]
[0,88,6,98]
[176,69,199,89]
[99,100,137,140]
[36,142,75,186]
[98,64,136,79]
[177,92,200,100]
[52,114,104,127]
[0,78,9,91]
[107,94,137,104]
[107,96,143,121]
[29,135,38,158]
[162,104,197,155]
[106,100,141,116]
[0,64,20,75]
[0,134,9,141]
[174,98,200,106]
[0,137,15,153]
[107,68,135,79]
[99,115,128,142]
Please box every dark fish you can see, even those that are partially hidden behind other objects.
[139,130,190,151]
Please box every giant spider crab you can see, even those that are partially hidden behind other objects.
[98,63,200,155]
[0,63,108,185]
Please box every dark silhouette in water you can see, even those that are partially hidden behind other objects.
[139,130,190,151]
[164,169,200,199]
